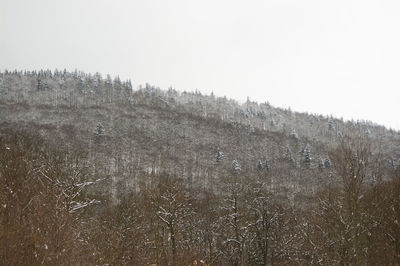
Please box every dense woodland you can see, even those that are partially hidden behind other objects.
[1,69,400,265]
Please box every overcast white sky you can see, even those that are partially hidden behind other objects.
[1,0,400,129]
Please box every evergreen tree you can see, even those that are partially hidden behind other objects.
[94,122,105,144]
[324,158,331,168]
[94,122,105,136]
[328,118,335,130]
[216,149,224,162]
[304,145,312,164]
[257,160,263,171]
[37,75,43,91]
[124,80,132,91]
[232,160,241,173]
[290,129,298,139]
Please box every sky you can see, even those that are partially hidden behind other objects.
[1,0,400,130]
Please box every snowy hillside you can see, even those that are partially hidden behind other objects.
[1,69,400,265]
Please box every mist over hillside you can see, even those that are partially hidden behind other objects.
[1,69,400,265]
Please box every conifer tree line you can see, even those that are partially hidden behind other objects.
[1,69,398,143]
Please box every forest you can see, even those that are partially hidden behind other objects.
[1,70,400,265]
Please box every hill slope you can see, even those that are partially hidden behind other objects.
[1,69,400,265]
[1,69,399,198]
